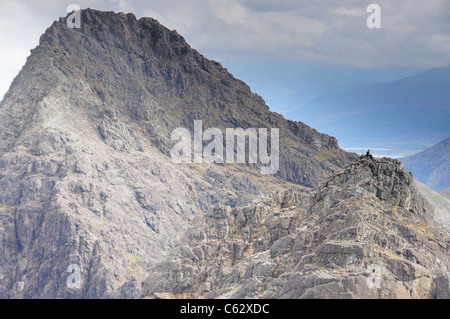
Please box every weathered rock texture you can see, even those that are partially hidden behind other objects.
[141,158,450,299]
[0,9,356,298]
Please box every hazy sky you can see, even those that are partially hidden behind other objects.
[1,0,449,108]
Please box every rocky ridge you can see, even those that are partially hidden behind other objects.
[141,157,450,299]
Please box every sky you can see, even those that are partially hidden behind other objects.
[0,0,449,153]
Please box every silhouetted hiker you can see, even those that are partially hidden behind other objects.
[366,149,373,159]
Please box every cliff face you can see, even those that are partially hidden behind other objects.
[0,9,356,298]
[141,158,450,299]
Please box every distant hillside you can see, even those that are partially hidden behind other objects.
[287,66,450,149]
[400,137,450,191]
[439,189,450,200]
[415,180,450,228]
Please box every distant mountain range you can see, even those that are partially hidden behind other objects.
[400,137,450,193]
[287,66,450,151]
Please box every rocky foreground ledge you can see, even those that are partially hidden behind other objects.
[141,157,450,299]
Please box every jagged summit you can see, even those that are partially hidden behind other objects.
[53,9,194,61]
[141,157,449,299]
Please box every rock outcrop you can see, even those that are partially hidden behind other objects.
[0,9,356,298]
[141,157,450,299]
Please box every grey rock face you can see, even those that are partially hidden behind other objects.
[141,158,450,299]
[0,9,355,298]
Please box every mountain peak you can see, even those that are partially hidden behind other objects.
[0,9,357,298]
[3,7,356,186]
[52,8,187,48]
[38,8,195,72]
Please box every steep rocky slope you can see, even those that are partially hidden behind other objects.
[0,9,356,298]
[141,157,450,299]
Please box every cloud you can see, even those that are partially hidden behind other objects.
[238,0,303,12]
[0,46,29,100]
[135,0,450,67]
[0,0,449,99]
[329,6,365,17]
